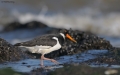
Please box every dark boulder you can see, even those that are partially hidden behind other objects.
[2,21,48,32]
[0,38,26,63]
[27,29,113,58]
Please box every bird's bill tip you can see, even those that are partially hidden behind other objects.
[66,34,77,43]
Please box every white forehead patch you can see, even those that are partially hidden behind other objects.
[60,33,65,39]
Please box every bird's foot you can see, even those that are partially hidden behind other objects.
[41,55,59,65]
[50,59,59,64]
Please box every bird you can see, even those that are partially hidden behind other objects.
[14,29,77,66]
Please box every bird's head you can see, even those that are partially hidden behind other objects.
[60,29,77,43]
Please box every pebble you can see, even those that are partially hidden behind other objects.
[105,69,118,75]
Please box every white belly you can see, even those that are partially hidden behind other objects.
[19,45,51,53]
[18,37,61,55]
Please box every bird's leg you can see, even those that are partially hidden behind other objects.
[40,58,44,67]
[41,55,59,65]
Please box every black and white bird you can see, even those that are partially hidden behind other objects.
[14,29,77,66]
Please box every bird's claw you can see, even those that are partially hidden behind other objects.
[50,59,59,64]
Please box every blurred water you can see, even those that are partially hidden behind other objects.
[0,27,52,44]
[0,0,120,36]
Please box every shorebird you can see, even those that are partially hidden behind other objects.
[14,29,77,66]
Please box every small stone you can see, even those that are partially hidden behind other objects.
[105,69,118,75]
[22,62,27,64]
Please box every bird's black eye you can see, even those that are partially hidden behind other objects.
[64,30,67,33]
[59,29,68,34]
[64,29,68,33]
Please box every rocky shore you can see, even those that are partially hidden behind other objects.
[44,29,113,58]
[0,38,26,63]
[0,21,120,75]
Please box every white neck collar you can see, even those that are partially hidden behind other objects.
[60,33,65,40]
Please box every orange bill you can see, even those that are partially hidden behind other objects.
[66,34,77,43]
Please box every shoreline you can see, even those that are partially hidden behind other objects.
[0,21,120,75]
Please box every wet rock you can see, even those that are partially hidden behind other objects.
[108,47,120,64]
[2,21,48,32]
[31,68,50,75]
[43,29,113,58]
[84,55,119,65]
[83,47,120,65]
[0,38,26,63]
[14,28,114,64]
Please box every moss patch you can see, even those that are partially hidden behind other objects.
[0,68,24,75]
[49,64,119,75]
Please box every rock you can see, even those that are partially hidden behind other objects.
[105,69,118,75]
[13,28,113,61]
[0,38,26,63]
[2,21,48,32]
[82,47,120,65]
[43,29,113,58]
[108,47,120,64]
